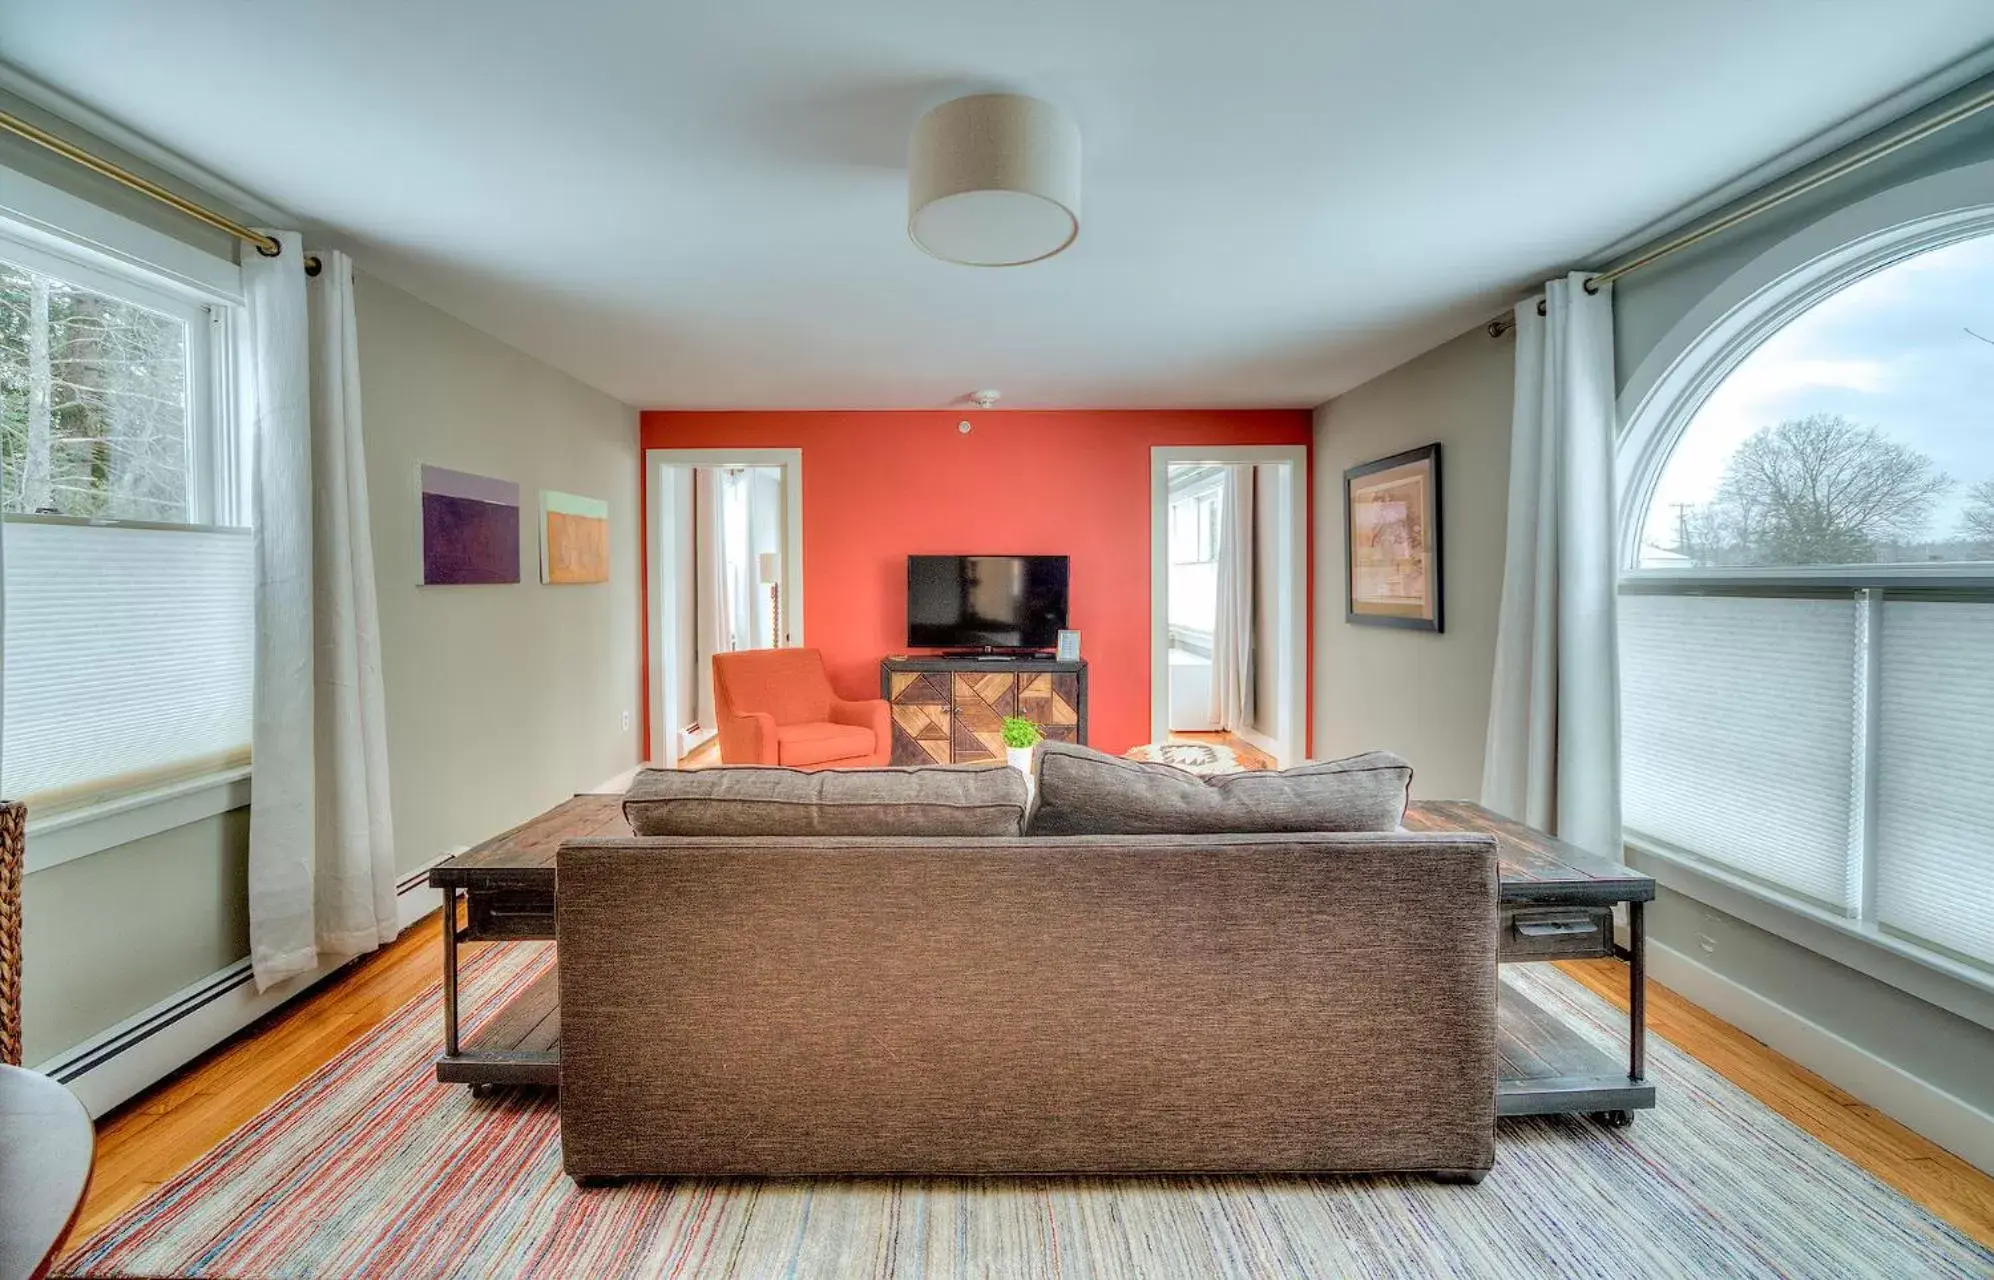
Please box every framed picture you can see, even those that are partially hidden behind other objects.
[1344,443,1443,632]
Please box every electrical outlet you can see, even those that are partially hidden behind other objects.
[621,710,632,732]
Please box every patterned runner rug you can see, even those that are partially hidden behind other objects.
[59,943,1993,1279]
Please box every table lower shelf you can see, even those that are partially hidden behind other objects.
[1496,980,1654,1118]
[436,964,560,1087]
[431,957,1654,1116]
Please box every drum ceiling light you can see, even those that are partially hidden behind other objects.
[908,94,1081,267]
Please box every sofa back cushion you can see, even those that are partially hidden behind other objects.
[1027,742,1412,836]
[713,648,833,726]
[625,764,1031,837]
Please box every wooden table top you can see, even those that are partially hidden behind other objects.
[0,1065,95,1280]
[431,792,630,889]
[1402,800,1654,905]
[434,792,1652,905]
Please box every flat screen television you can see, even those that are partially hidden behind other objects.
[907,555,1069,651]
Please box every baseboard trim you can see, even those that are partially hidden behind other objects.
[1234,725,1282,763]
[35,855,450,1117]
[1645,938,1994,1175]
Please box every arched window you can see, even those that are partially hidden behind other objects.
[1618,217,1994,977]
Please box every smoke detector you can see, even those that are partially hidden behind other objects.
[969,390,1001,410]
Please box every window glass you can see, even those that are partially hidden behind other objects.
[0,223,242,814]
[1637,234,1994,569]
[0,254,191,522]
[1168,478,1220,635]
[1621,220,1994,976]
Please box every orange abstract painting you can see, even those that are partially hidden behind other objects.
[539,491,610,584]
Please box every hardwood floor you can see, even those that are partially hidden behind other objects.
[1166,730,1278,770]
[73,917,447,1240]
[1562,957,1994,1249]
[73,916,1994,1253]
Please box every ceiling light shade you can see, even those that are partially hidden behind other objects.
[908,94,1081,267]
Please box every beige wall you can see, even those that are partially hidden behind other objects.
[20,811,249,1065]
[356,272,642,873]
[669,467,698,744]
[1247,464,1281,743]
[1312,325,1513,799]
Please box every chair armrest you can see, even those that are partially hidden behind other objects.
[717,709,779,765]
[829,698,892,764]
[829,697,889,732]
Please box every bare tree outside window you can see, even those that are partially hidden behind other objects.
[1960,479,1994,549]
[1669,414,1956,567]
[0,257,191,522]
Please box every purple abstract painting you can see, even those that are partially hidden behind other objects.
[420,465,521,585]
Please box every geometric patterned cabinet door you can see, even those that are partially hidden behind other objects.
[951,671,1016,763]
[883,657,1088,766]
[1017,672,1081,746]
[887,670,954,765]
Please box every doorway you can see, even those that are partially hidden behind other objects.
[645,448,804,766]
[1150,446,1307,766]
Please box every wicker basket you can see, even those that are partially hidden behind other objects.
[1,800,23,1066]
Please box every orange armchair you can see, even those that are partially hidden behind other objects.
[711,648,891,768]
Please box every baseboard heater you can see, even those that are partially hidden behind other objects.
[36,856,451,1117]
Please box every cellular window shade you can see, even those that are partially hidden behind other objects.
[1619,593,1860,910]
[1875,600,1994,966]
[3,519,253,814]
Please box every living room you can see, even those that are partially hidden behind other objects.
[3,3,1994,1278]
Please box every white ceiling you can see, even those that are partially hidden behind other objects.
[4,1,1993,409]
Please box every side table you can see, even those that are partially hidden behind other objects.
[1406,801,1656,1126]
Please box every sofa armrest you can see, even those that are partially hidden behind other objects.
[717,709,779,765]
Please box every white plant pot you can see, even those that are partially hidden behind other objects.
[1007,745,1035,774]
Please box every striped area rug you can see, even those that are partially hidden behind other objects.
[59,944,1993,1279]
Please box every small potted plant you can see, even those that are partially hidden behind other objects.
[1000,716,1043,774]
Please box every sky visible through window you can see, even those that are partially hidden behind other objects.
[1640,231,1994,568]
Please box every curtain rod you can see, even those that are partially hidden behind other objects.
[0,105,321,276]
[1488,78,1994,338]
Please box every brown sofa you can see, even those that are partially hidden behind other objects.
[555,753,1500,1183]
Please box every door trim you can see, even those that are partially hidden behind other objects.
[1150,445,1308,766]
[644,447,805,765]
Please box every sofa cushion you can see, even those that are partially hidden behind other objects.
[624,764,1031,837]
[775,721,877,767]
[1027,742,1412,836]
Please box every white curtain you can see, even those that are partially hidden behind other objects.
[247,241,398,990]
[1481,271,1623,856]
[1209,465,1255,731]
[693,467,734,733]
[723,470,757,650]
[745,468,783,648]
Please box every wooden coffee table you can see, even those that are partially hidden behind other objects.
[431,796,1655,1124]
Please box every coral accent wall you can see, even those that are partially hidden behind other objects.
[639,410,1313,756]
